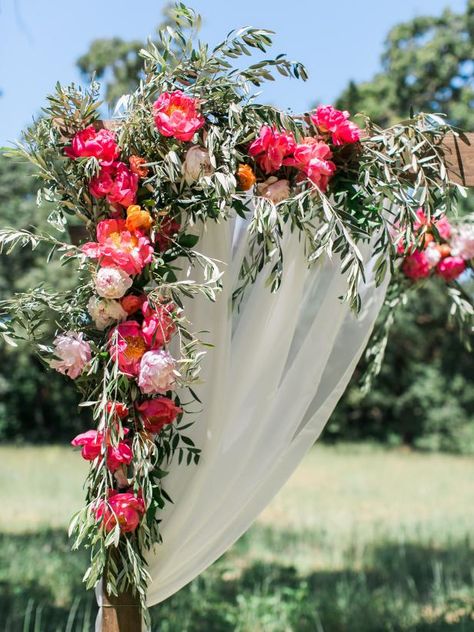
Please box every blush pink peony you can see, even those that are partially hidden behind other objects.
[50,332,91,379]
[249,125,296,174]
[153,90,205,142]
[310,105,361,145]
[451,225,474,261]
[138,350,178,394]
[87,295,128,328]
[436,256,466,281]
[94,267,133,300]
[65,126,119,164]
[82,219,153,276]
[95,490,145,533]
[136,397,182,434]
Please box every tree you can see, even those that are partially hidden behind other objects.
[337,0,474,129]
[329,0,474,451]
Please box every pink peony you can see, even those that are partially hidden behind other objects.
[257,177,291,204]
[153,90,205,142]
[89,161,139,208]
[284,138,336,191]
[95,490,145,533]
[82,219,153,276]
[138,350,177,394]
[109,321,148,376]
[141,300,176,347]
[50,332,91,379]
[136,397,182,434]
[436,256,466,281]
[402,250,431,280]
[183,145,213,183]
[71,429,132,472]
[249,125,296,174]
[451,225,474,260]
[94,267,133,300]
[65,126,119,164]
[310,105,361,145]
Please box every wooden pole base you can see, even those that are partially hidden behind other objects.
[101,584,142,632]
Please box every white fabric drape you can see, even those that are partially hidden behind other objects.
[140,215,389,606]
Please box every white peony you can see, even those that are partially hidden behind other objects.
[87,296,127,330]
[95,267,133,299]
[182,145,213,184]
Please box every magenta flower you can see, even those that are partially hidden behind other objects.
[249,125,296,174]
[310,105,361,145]
[436,256,466,281]
[64,126,119,165]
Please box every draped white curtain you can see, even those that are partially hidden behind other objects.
[138,214,389,606]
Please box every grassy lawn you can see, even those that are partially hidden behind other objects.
[1,444,474,631]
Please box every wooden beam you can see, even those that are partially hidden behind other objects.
[440,132,474,187]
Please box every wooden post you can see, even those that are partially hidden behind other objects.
[101,585,142,632]
[440,132,474,186]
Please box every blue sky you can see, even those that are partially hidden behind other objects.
[0,0,467,145]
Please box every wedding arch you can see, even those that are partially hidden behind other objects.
[1,5,473,631]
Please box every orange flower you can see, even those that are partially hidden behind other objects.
[237,164,256,191]
[129,155,149,178]
[436,244,451,258]
[125,205,153,232]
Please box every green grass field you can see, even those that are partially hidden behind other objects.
[2,444,474,631]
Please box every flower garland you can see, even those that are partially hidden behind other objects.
[0,3,472,621]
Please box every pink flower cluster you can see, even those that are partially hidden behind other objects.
[65,126,138,208]
[310,105,361,145]
[248,106,360,195]
[400,209,470,282]
[71,429,133,472]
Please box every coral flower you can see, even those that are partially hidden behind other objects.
[236,164,256,190]
[310,105,361,146]
[65,126,119,164]
[109,321,148,376]
[249,125,296,174]
[106,401,129,419]
[82,219,153,276]
[129,155,149,178]
[153,90,205,142]
[121,294,147,315]
[125,205,153,233]
[136,397,182,434]
[284,138,336,191]
[95,490,145,533]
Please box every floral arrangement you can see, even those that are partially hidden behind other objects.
[0,3,472,620]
